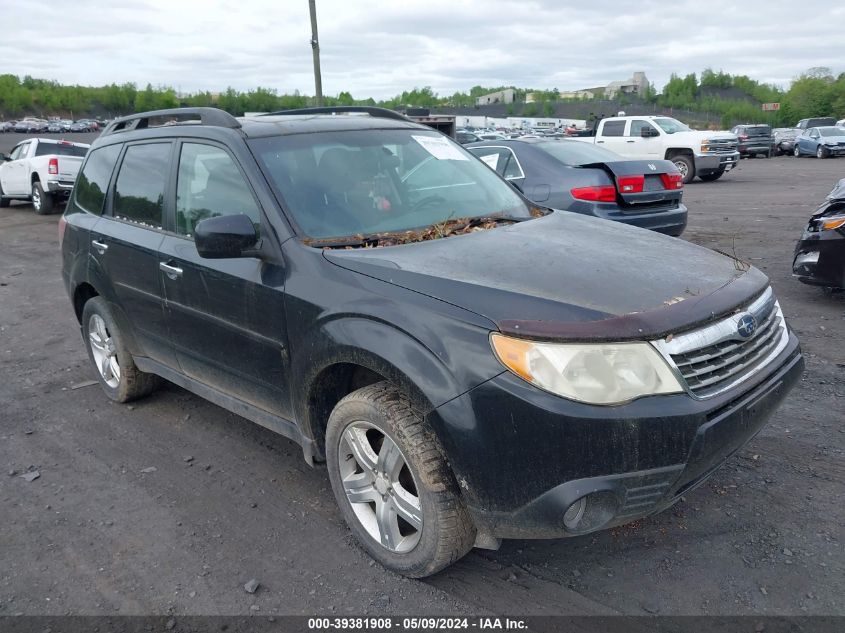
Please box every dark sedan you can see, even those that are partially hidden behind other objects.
[793,177,845,289]
[773,128,797,156]
[467,138,687,236]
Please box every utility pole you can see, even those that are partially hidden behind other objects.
[309,0,323,106]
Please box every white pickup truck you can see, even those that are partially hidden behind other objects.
[0,138,90,214]
[572,115,740,183]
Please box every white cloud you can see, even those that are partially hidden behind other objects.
[0,0,842,99]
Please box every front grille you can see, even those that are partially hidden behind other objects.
[706,138,738,154]
[653,287,789,398]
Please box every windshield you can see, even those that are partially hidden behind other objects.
[535,140,623,165]
[249,129,530,240]
[818,127,845,138]
[653,118,691,134]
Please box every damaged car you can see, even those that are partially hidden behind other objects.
[62,107,803,577]
[793,177,845,289]
[466,138,687,236]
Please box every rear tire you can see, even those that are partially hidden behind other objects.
[81,297,161,403]
[670,154,695,184]
[326,382,475,577]
[31,181,54,215]
[0,181,10,208]
[794,145,801,157]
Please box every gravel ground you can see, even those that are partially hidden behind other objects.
[0,145,842,617]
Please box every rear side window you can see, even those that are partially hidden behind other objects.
[34,143,88,158]
[175,143,261,238]
[74,144,122,215]
[467,147,524,179]
[112,143,171,230]
[601,121,626,137]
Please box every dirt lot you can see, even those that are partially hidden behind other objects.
[0,146,842,617]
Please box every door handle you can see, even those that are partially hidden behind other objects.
[91,240,108,254]
[626,140,636,143]
[159,261,183,279]
[596,140,604,144]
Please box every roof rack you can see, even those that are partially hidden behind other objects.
[101,107,241,136]
[257,106,410,123]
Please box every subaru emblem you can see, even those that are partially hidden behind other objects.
[736,314,757,338]
[648,163,657,171]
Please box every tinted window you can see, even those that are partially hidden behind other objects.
[74,144,122,215]
[602,121,626,137]
[629,120,657,137]
[34,143,88,158]
[468,147,524,179]
[112,143,171,229]
[176,143,262,237]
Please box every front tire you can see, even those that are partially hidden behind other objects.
[817,145,829,159]
[31,181,54,215]
[698,169,724,182]
[670,154,695,184]
[0,181,10,208]
[326,382,475,577]
[81,297,160,403]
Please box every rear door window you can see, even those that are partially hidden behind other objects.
[74,144,122,215]
[112,143,172,230]
[601,121,626,137]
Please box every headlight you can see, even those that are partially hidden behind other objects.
[490,333,684,405]
[821,215,845,231]
[700,142,710,153]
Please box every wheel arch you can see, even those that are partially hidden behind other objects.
[293,318,469,462]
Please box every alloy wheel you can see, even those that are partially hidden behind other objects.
[673,160,688,179]
[88,314,120,388]
[338,421,423,553]
[31,187,41,211]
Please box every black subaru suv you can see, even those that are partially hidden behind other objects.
[61,107,803,577]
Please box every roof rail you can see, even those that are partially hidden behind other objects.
[257,106,410,123]
[101,107,241,136]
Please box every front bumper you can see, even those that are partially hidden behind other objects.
[430,333,802,540]
[695,151,740,174]
[793,227,845,288]
[820,144,845,157]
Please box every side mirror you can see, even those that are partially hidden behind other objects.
[194,214,259,259]
[0,153,9,161]
[641,127,659,138]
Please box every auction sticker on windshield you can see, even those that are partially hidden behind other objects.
[412,135,468,160]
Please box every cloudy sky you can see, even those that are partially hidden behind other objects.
[2,0,843,99]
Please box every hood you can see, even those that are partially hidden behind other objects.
[670,130,737,143]
[323,212,769,341]
[828,178,845,200]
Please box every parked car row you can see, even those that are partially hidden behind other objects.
[0,118,104,133]
[732,117,845,160]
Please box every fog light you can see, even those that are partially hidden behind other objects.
[794,251,819,266]
[563,497,587,530]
